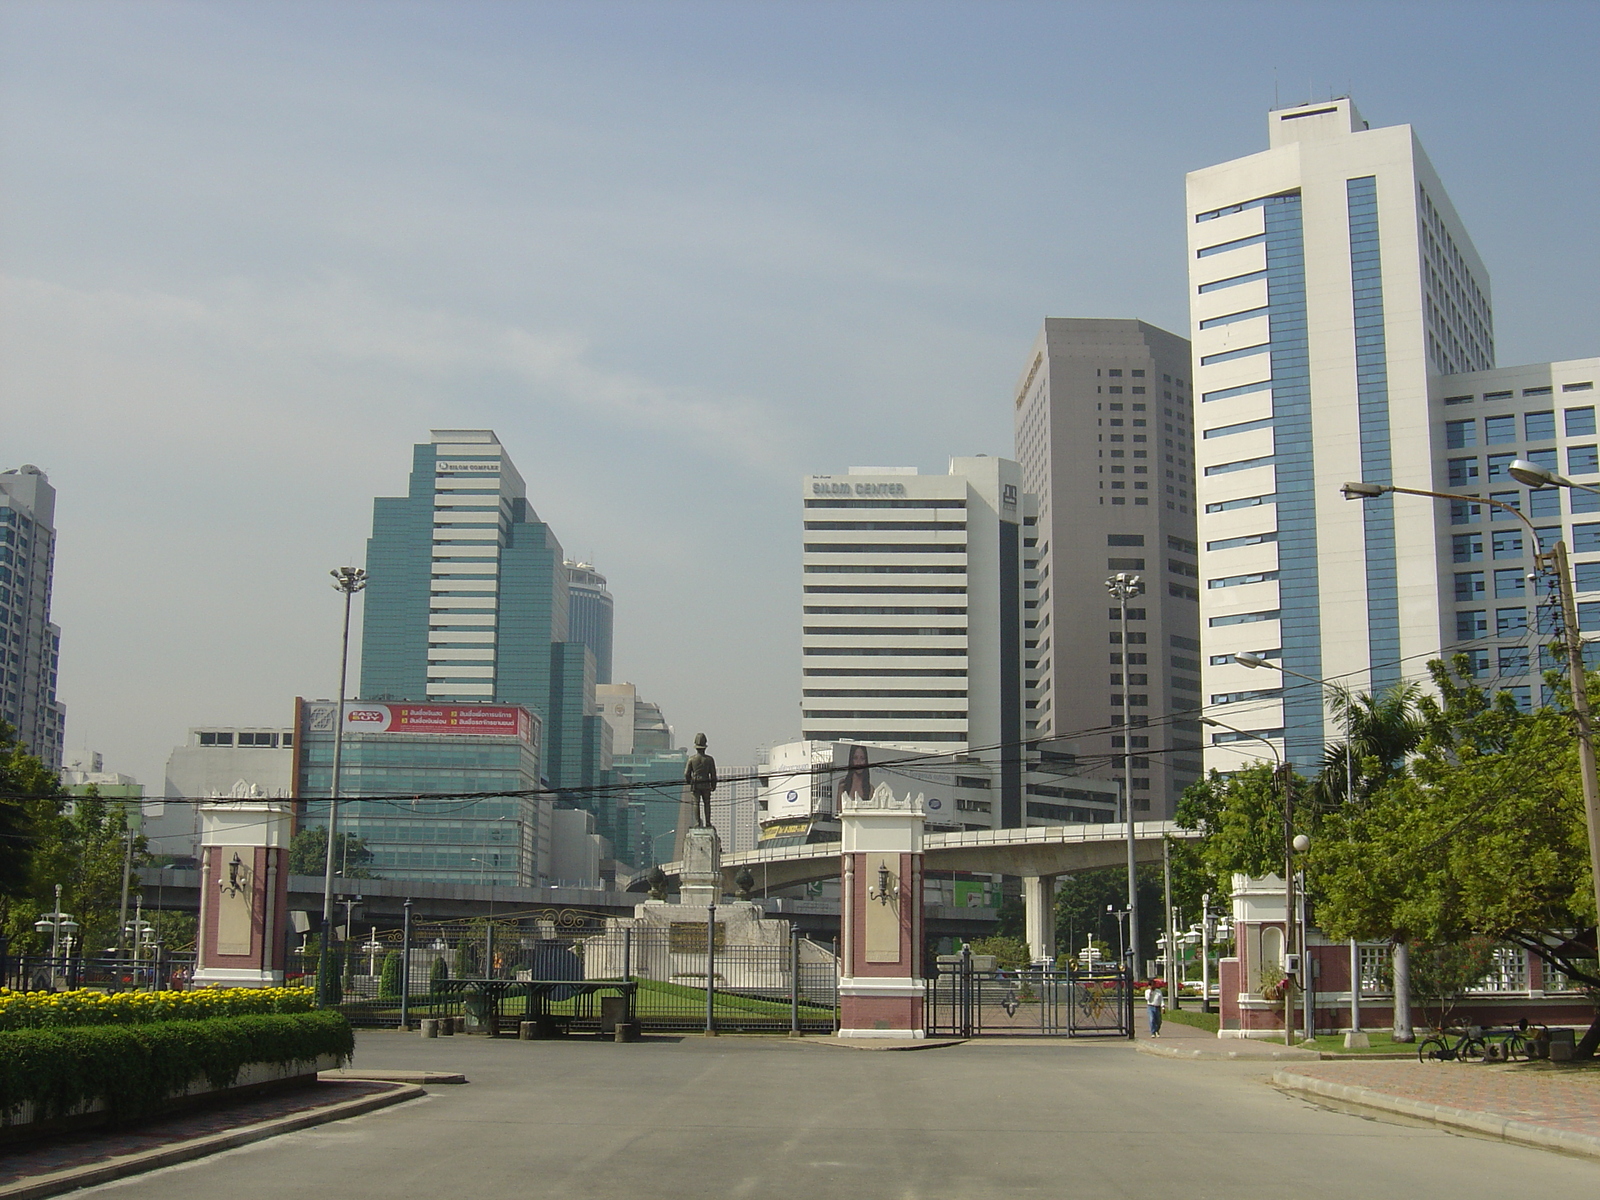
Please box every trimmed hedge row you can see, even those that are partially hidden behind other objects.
[0,1010,354,1122]
[0,987,316,1030]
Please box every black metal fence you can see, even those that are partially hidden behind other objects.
[300,913,839,1034]
[2,953,196,993]
[926,954,1133,1038]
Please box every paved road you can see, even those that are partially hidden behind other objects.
[80,1031,1597,1199]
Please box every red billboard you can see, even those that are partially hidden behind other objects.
[341,702,533,742]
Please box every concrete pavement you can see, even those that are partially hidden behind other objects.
[62,1029,1597,1198]
[1275,1059,1600,1161]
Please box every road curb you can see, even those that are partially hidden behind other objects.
[1138,1041,1320,1062]
[1271,1069,1600,1162]
[804,1036,968,1051]
[0,1082,424,1200]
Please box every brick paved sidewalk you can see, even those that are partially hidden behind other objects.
[1274,1059,1600,1160]
[0,1080,407,1197]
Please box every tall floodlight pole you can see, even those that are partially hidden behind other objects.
[1343,476,1600,973]
[318,566,367,1007]
[1107,571,1145,981]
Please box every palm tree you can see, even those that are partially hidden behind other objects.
[1313,683,1427,807]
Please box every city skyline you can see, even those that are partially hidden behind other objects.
[5,3,1597,789]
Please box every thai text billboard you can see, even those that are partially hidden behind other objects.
[341,702,533,742]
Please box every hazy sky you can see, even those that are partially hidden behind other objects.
[4,0,1596,790]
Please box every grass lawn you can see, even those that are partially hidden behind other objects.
[1162,1007,1220,1033]
[1302,1031,1418,1055]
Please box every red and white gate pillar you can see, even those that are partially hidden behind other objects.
[838,784,925,1038]
[194,799,293,988]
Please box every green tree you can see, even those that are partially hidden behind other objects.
[1053,864,1167,966]
[967,935,1032,970]
[429,954,450,997]
[1313,683,1427,806]
[1311,658,1599,1052]
[1409,937,1497,1032]
[289,828,378,879]
[0,722,54,899]
[379,950,404,1000]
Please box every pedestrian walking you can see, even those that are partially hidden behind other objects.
[1145,982,1164,1037]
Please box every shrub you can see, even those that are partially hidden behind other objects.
[0,987,315,1031]
[379,951,403,1000]
[429,956,449,996]
[0,1010,354,1122]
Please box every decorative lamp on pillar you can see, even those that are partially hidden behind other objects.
[838,781,926,1039]
[194,798,294,988]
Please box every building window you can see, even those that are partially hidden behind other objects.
[1484,414,1517,444]
[1455,571,1485,600]
[1445,419,1476,448]
[1456,610,1487,640]
[1448,458,1480,486]
[1451,533,1483,562]
[1577,524,1600,553]
[1493,568,1526,598]
[1450,499,1481,525]
[1107,534,1145,546]
[198,732,233,746]
[1498,647,1530,676]
[1487,453,1518,480]
[1529,489,1562,518]
[1574,563,1600,592]
[1496,607,1528,635]
[1492,529,1523,560]
[1524,410,1556,440]
[1569,445,1600,475]
[1566,407,1598,437]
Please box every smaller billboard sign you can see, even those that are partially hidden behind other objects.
[341,702,532,742]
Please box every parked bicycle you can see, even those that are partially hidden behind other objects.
[1417,1020,1537,1063]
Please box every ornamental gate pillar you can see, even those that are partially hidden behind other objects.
[194,798,293,988]
[838,784,925,1038]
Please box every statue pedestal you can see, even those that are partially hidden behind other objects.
[839,785,926,1038]
[679,826,721,907]
[194,800,292,988]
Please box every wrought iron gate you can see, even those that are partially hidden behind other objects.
[926,953,1132,1038]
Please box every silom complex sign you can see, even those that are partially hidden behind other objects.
[812,481,908,497]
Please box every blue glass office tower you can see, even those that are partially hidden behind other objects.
[351,430,621,858]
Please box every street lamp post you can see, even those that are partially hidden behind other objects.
[1343,476,1600,977]
[319,565,367,1007]
[34,883,79,988]
[1202,716,1298,1044]
[1106,571,1145,980]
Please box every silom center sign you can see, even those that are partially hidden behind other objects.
[812,481,908,497]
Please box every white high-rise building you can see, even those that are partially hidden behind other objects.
[800,459,1029,825]
[1432,359,1600,706]
[1188,98,1497,770]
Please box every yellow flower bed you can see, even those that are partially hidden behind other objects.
[0,986,315,1030]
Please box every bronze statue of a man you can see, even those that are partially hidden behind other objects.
[684,732,718,827]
